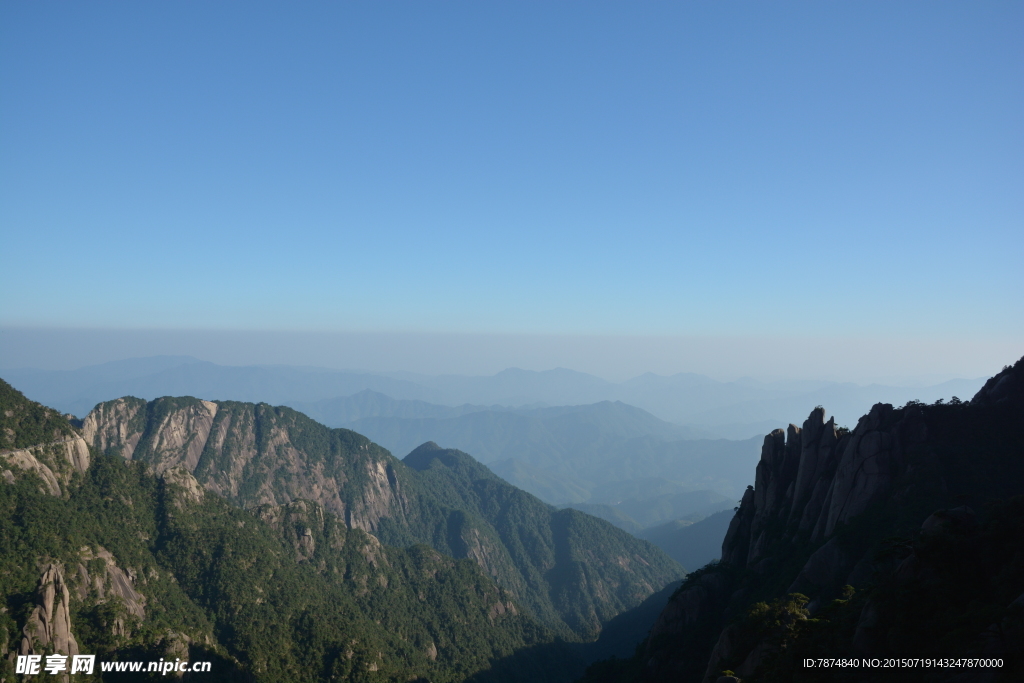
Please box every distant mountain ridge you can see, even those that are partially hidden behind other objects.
[316,399,760,505]
[3,356,986,439]
[569,490,736,534]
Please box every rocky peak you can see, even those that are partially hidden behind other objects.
[19,564,79,659]
[75,546,147,626]
[721,398,931,579]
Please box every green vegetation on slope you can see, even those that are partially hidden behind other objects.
[401,443,685,638]
[85,398,685,640]
[0,450,574,682]
[0,385,584,683]
[0,378,75,450]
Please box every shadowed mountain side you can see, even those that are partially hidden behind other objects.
[467,580,690,683]
[575,580,685,662]
[638,510,735,572]
[579,356,1024,683]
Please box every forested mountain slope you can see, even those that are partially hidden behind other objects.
[79,395,683,639]
[0,379,578,683]
[401,442,681,633]
[581,357,1024,683]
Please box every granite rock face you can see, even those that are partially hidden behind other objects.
[161,466,206,507]
[720,401,930,587]
[75,547,147,622]
[0,436,90,497]
[646,399,929,682]
[80,396,148,461]
[84,397,408,534]
[19,564,80,659]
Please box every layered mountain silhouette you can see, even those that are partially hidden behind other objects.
[317,399,759,506]
[4,356,985,439]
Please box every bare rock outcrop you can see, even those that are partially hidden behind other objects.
[639,356,1024,683]
[253,499,333,561]
[143,399,218,474]
[76,547,146,622]
[0,436,90,497]
[19,564,79,658]
[83,398,409,532]
[81,397,147,460]
[722,401,929,586]
[161,466,205,507]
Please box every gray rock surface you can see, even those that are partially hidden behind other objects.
[19,564,80,659]
[0,436,90,497]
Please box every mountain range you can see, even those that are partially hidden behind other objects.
[0,378,684,683]
[3,354,1016,683]
[2,356,985,439]
[305,396,762,507]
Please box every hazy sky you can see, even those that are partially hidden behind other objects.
[1,3,1021,379]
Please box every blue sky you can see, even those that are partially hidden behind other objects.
[1,2,1021,378]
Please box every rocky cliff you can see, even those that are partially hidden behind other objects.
[625,357,1024,683]
[18,564,80,660]
[0,436,90,497]
[83,397,408,532]
[2,380,90,498]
